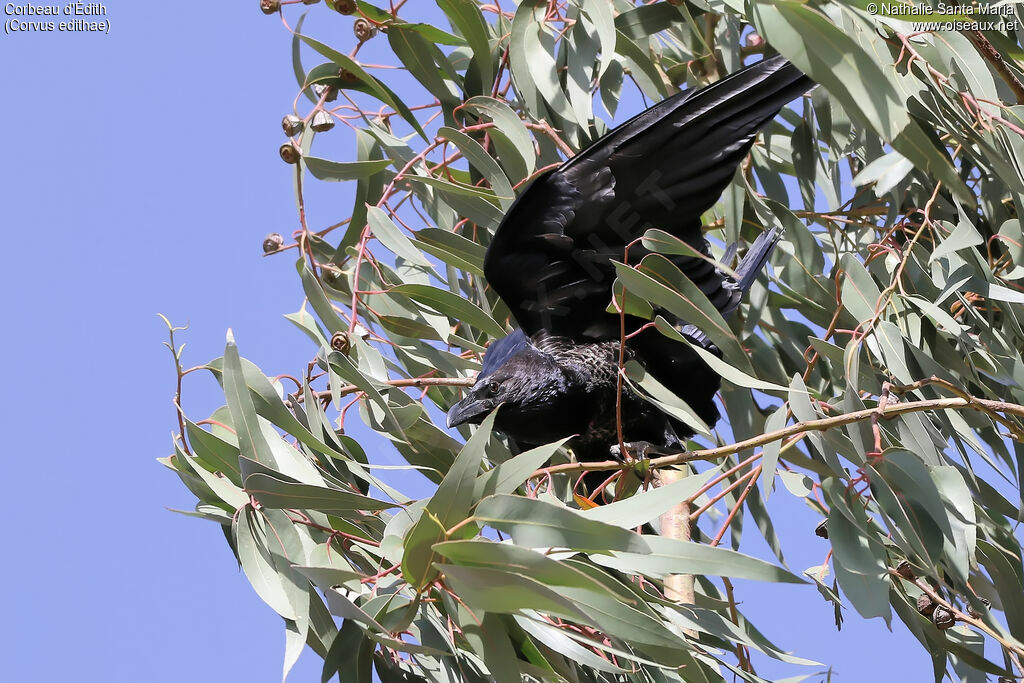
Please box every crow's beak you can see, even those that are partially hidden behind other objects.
[446,396,489,428]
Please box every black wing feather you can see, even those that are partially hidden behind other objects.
[484,55,812,341]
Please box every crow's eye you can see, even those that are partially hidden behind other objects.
[486,380,500,395]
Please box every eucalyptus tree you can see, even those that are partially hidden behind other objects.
[164,1,1024,680]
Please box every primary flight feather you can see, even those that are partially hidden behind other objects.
[447,55,814,486]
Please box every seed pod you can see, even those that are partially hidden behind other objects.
[814,519,829,539]
[322,269,341,286]
[311,110,335,132]
[333,0,356,14]
[966,597,991,618]
[932,605,955,630]
[303,0,320,4]
[331,331,351,355]
[279,142,300,164]
[282,114,303,136]
[260,0,280,14]
[895,560,915,580]
[353,17,377,41]
[313,83,338,103]
[262,233,284,254]
[916,593,936,617]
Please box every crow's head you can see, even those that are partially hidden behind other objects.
[445,344,573,440]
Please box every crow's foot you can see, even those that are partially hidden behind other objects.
[609,441,655,462]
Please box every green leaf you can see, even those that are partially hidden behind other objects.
[298,259,347,335]
[436,0,493,87]
[615,255,753,373]
[596,535,804,583]
[235,505,301,620]
[874,320,913,384]
[439,563,590,620]
[391,283,506,338]
[393,22,467,46]
[760,406,788,499]
[206,351,343,466]
[474,438,572,499]
[997,219,1024,277]
[222,331,276,468]
[401,510,447,589]
[623,360,712,437]
[297,32,428,141]
[515,616,628,673]
[185,419,242,484]
[576,0,616,80]
[245,473,396,513]
[176,446,249,509]
[473,494,651,552]
[436,126,515,206]
[824,480,891,623]
[326,351,403,434]
[388,25,460,108]
[291,12,314,103]
[434,539,697,659]
[583,467,718,529]
[840,252,881,324]
[293,564,366,589]
[931,466,976,584]
[613,30,668,99]
[462,614,523,683]
[510,0,578,140]
[930,219,983,264]
[614,3,681,40]
[977,540,1024,638]
[852,150,914,196]
[748,0,972,203]
[869,449,950,572]
[366,206,436,269]
[462,96,536,179]
[322,620,372,683]
[305,157,392,182]
[654,317,789,393]
[427,410,496,528]
[412,227,487,276]
[406,173,502,203]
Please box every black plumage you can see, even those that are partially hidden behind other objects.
[446,56,814,489]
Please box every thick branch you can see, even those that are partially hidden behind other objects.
[659,470,695,610]
[966,30,1024,105]
[534,394,1024,477]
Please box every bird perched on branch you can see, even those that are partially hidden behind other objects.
[447,55,814,492]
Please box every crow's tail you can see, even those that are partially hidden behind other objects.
[720,226,782,318]
[735,226,782,294]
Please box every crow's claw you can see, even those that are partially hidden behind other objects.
[609,441,655,462]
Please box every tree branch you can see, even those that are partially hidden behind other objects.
[894,569,1024,663]
[965,30,1024,105]
[315,376,474,401]
[533,392,1024,477]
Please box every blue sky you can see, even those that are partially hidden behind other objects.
[0,2,937,681]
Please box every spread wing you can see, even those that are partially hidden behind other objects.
[483,55,813,341]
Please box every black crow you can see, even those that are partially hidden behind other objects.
[446,55,813,490]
